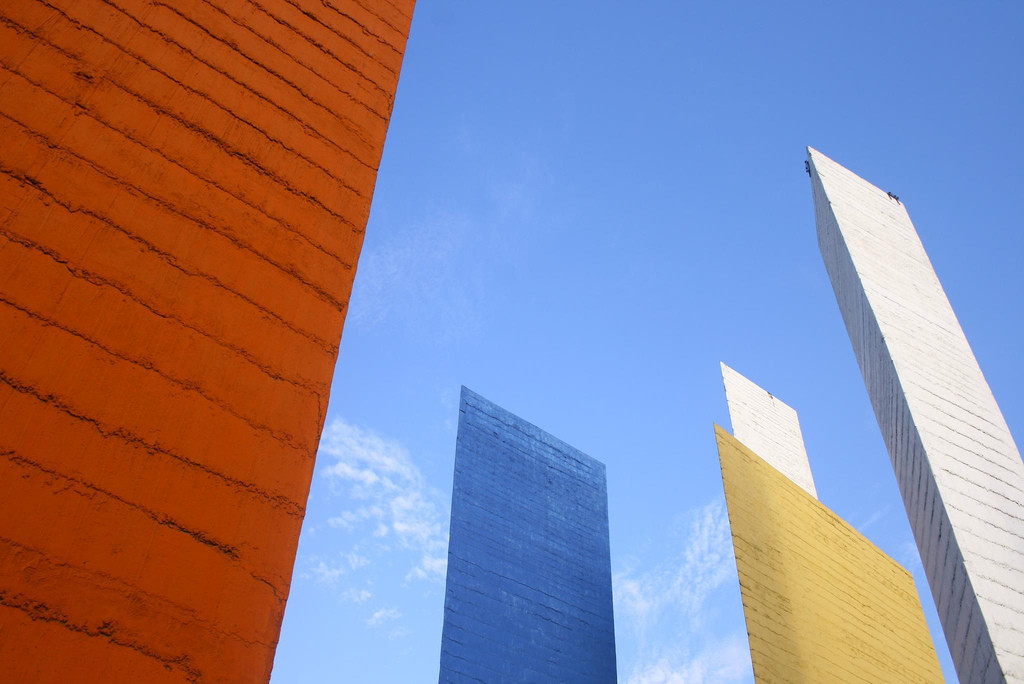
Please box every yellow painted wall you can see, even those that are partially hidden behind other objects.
[715,425,944,683]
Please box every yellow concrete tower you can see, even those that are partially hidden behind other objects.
[716,426,943,682]
[716,368,944,682]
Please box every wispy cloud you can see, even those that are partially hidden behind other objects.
[297,419,449,640]
[366,607,402,628]
[898,539,924,572]
[307,559,346,585]
[300,551,374,590]
[857,503,892,533]
[349,149,552,347]
[348,211,480,343]
[614,498,752,684]
[628,634,751,684]
[340,588,372,604]
[317,419,448,583]
[346,551,371,570]
[615,498,734,633]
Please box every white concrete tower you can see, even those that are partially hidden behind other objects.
[808,147,1024,683]
[721,363,818,498]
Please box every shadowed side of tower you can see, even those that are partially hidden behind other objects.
[0,0,416,680]
[439,387,617,683]
[808,147,1024,683]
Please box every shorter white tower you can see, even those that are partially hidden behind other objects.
[721,363,817,498]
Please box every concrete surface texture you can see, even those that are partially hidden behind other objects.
[439,387,617,683]
[716,425,944,683]
[0,0,415,680]
[721,362,817,498]
[809,147,1024,683]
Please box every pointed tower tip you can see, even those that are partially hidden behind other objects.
[720,363,757,397]
[720,365,818,499]
[720,363,746,396]
[808,150,902,210]
[720,362,735,418]
[459,385,481,404]
[805,148,834,184]
[806,147,834,168]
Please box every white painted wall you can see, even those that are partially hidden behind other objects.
[721,362,818,499]
[810,147,1024,684]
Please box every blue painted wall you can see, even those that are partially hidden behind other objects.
[439,387,617,683]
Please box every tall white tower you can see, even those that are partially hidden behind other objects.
[808,147,1024,683]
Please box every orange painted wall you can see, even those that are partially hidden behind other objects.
[0,0,415,680]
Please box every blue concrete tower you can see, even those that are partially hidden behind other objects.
[439,388,617,683]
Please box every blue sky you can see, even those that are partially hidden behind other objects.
[270,2,1024,681]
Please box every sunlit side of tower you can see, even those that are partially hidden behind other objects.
[0,1,416,680]
[716,424,944,682]
[808,147,1024,682]
[439,388,617,683]
[721,363,817,498]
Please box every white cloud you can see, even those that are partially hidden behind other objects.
[615,498,734,635]
[898,539,924,572]
[318,419,448,583]
[629,634,751,684]
[307,559,346,585]
[327,507,377,530]
[857,503,891,532]
[366,608,402,627]
[405,553,448,583]
[615,498,752,684]
[340,588,373,604]
[347,552,371,570]
[348,212,480,343]
[421,554,448,577]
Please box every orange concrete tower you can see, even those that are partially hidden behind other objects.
[0,0,415,681]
